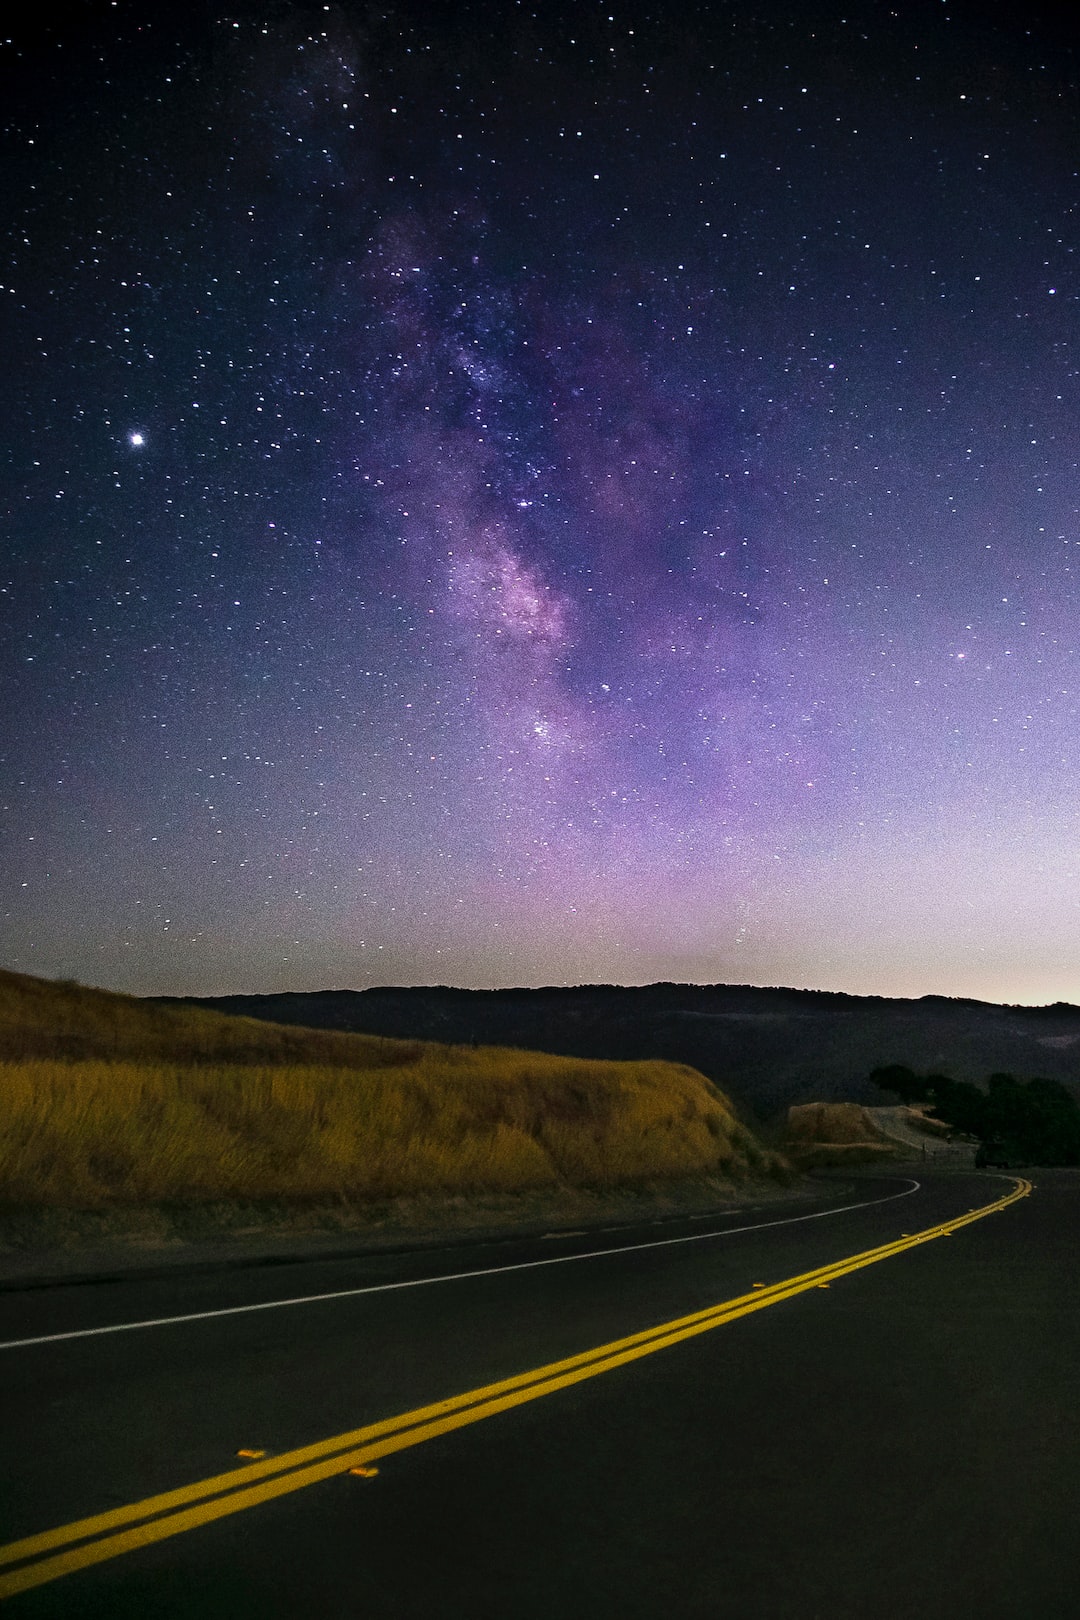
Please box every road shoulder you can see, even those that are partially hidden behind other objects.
[0,1170,872,1290]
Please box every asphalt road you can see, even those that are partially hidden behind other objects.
[0,1167,1075,1619]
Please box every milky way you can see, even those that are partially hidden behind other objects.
[2,2,1077,1001]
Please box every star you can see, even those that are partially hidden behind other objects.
[3,0,1074,1004]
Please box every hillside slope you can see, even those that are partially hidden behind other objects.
[784,1101,905,1168]
[0,970,784,1211]
[161,982,1080,1120]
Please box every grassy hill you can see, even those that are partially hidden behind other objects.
[0,970,785,1214]
[166,982,1080,1120]
[784,1102,905,1168]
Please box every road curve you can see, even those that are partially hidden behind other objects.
[0,1168,1075,1618]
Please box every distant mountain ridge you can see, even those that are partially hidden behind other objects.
[156,982,1080,1121]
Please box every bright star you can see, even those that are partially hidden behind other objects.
[128,431,145,447]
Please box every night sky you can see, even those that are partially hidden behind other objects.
[2,1,1077,1002]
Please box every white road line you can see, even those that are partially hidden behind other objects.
[0,1180,921,1353]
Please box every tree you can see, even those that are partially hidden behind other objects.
[868,1065,926,1104]
[871,1066,1080,1164]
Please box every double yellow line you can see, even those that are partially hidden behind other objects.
[0,1177,1030,1600]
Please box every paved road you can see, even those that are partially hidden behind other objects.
[0,1168,1075,1618]
[866,1106,967,1159]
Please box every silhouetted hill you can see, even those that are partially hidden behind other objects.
[156,983,1080,1121]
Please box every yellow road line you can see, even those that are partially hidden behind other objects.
[0,1177,1030,1600]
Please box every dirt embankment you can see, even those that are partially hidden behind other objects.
[784,1102,906,1168]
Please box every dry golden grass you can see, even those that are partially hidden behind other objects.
[0,968,419,1069]
[786,1102,892,1145]
[784,1102,904,1167]
[0,971,785,1209]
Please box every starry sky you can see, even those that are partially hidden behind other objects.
[2,0,1077,1002]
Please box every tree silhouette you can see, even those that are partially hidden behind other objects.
[870,1066,1080,1165]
